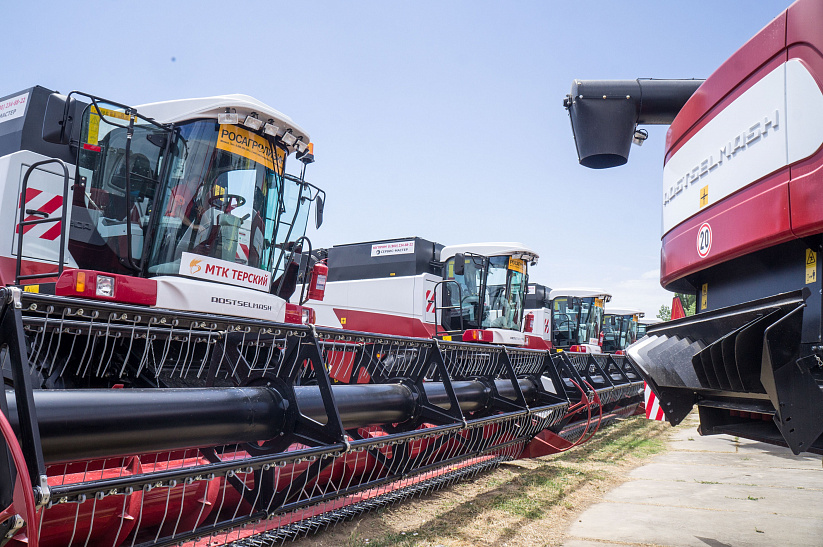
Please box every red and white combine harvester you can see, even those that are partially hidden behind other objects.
[637,317,662,338]
[309,238,537,345]
[566,0,823,455]
[0,89,643,545]
[522,285,611,352]
[602,308,644,355]
[304,240,642,453]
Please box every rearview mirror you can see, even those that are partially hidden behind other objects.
[42,93,76,145]
[453,254,465,276]
[315,195,324,229]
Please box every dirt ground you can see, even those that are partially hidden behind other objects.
[293,415,676,547]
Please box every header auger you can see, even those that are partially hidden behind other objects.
[0,286,643,545]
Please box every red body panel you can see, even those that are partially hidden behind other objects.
[661,170,793,287]
[332,308,436,339]
[660,1,823,287]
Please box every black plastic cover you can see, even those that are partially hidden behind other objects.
[525,283,551,310]
[326,237,443,282]
[0,86,79,163]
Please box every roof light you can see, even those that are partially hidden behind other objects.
[218,109,238,125]
[243,113,263,131]
[294,139,308,154]
[297,141,315,164]
[264,120,280,137]
[281,129,298,147]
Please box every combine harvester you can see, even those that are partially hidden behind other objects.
[602,308,644,354]
[523,284,612,353]
[306,242,642,456]
[637,317,662,338]
[0,88,644,545]
[565,0,823,455]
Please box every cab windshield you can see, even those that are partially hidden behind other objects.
[483,256,525,330]
[552,296,604,348]
[72,110,313,288]
[443,254,527,332]
[602,315,638,352]
[148,121,291,279]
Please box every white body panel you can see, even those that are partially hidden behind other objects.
[487,328,526,346]
[662,59,823,234]
[308,273,441,330]
[0,150,77,267]
[154,276,286,322]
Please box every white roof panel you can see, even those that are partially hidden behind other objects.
[136,94,309,144]
[439,242,538,264]
[548,288,611,300]
[606,307,645,317]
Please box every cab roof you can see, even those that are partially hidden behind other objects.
[548,288,611,300]
[136,94,309,146]
[439,242,539,264]
[606,307,645,317]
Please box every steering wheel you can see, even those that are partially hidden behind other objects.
[208,193,246,211]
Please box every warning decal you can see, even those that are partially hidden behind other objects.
[371,240,415,257]
[697,222,712,258]
[216,125,284,173]
[0,93,28,125]
[806,249,817,284]
[508,258,525,273]
[700,283,708,311]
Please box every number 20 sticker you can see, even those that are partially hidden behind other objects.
[697,223,712,258]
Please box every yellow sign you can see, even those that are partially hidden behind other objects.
[508,257,525,273]
[23,285,39,293]
[700,283,708,310]
[594,298,604,308]
[554,297,567,311]
[806,249,817,284]
[216,125,284,173]
[699,185,709,208]
[87,106,132,145]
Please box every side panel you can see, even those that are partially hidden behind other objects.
[0,151,78,284]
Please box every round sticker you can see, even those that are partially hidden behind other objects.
[697,223,712,258]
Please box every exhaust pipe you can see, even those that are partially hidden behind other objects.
[564,79,704,169]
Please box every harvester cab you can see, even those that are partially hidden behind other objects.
[439,242,538,345]
[523,285,611,353]
[304,238,539,345]
[3,86,325,324]
[602,308,644,354]
[637,317,662,337]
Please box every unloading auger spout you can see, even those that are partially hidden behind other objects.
[564,79,703,168]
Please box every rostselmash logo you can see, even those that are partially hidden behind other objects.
[664,110,779,206]
[189,259,202,274]
[211,297,272,311]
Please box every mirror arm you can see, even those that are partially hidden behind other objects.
[122,112,142,273]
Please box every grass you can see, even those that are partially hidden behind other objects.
[315,415,675,547]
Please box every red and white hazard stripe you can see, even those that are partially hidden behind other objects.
[644,382,666,421]
[16,189,64,240]
[425,290,435,313]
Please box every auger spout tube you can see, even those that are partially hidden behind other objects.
[6,378,540,463]
[564,79,704,168]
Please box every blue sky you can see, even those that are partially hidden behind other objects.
[6,1,792,316]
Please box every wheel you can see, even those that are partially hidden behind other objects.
[208,193,246,211]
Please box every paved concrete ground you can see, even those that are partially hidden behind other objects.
[563,413,823,547]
